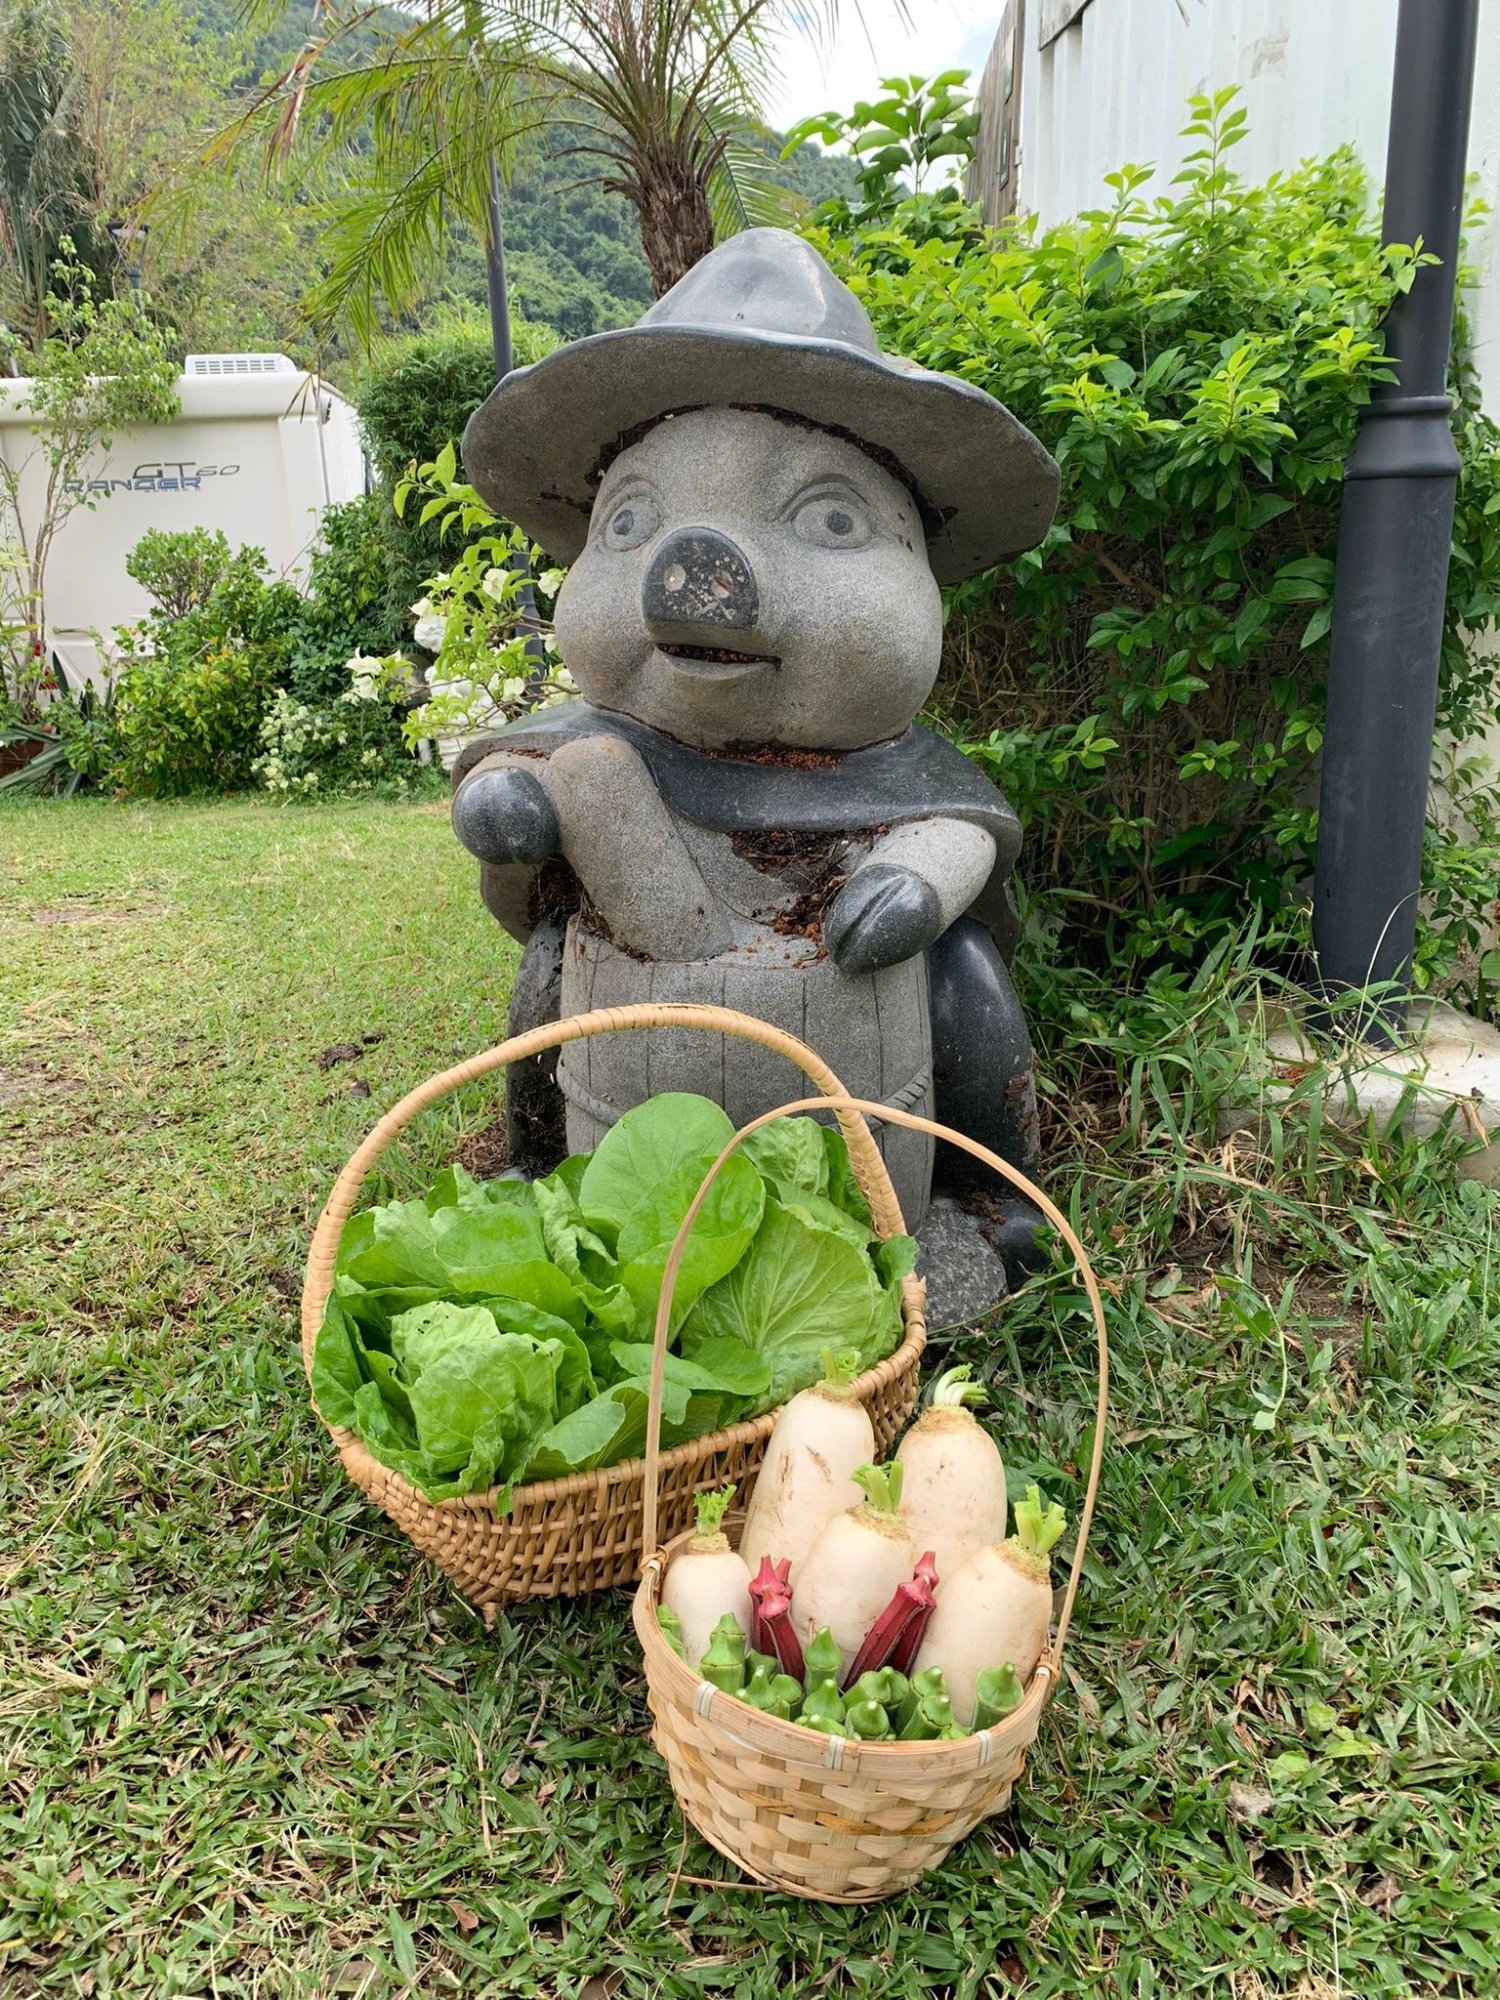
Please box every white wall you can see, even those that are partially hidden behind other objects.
[1019,0,1500,407]
[0,367,366,687]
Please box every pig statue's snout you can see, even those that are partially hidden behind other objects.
[643,527,759,635]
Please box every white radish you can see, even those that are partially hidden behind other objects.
[661,1486,751,1670]
[792,1463,915,1669]
[739,1349,874,1583]
[913,1484,1067,1726]
[896,1365,1007,1584]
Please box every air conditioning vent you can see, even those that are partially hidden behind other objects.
[184,353,298,377]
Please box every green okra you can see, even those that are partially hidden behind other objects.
[973,1663,1025,1729]
[742,1660,803,1720]
[895,1665,949,1735]
[898,1689,955,1741]
[843,1697,892,1739]
[655,1605,685,1659]
[700,1612,747,1694]
[850,1667,908,1712]
[803,1626,842,1695]
[801,1676,846,1732]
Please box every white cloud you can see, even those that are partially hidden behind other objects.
[763,1,1001,132]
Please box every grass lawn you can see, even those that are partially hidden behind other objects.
[2,796,1497,2000]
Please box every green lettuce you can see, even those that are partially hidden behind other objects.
[312,1094,912,1506]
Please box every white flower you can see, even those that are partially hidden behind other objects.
[413,614,447,653]
[480,566,511,603]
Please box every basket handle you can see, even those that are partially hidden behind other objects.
[300,1002,906,1376]
[644,1096,1109,1665]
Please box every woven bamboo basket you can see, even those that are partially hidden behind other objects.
[300,1003,927,1612]
[633,1094,1109,1902]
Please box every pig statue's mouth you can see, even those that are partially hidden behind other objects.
[654,641,779,676]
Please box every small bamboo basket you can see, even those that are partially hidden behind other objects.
[633,1095,1109,1902]
[300,1004,927,1611]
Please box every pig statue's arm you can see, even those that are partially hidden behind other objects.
[453,751,560,868]
[826,818,997,975]
[455,735,735,961]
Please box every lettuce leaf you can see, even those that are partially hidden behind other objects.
[578,1092,735,1228]
[682,1197,906,1405]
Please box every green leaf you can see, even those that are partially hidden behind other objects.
[615,1151,765,1330]
[578,1092,735,1229]
[682,1198,901,1406]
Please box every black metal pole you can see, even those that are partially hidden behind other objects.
[1311,0,1481,1043]
[484,154,548,673]
[484,156,514,380]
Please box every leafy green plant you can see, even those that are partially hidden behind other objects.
[124,527,239,620]
[394,446,573,749]
[354,320,558,637]
[253,652,422,799]
[312,1093,911,1503]
[284,493,405,704]
[105,542,297,797]
[0,248,178,716]
[783,68,983,247]
[801,88,1500,990]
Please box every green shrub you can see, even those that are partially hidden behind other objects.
[354,315,560,634]
[108,644,277,797]
[107,544,297,797]
[803,88,1500,991]
[254,653,426,798]
[287,493,403,703]
[125,527,239,619]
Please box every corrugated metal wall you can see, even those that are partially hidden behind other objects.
[1006,0,1500,403]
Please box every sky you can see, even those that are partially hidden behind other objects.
[762,2,1003,132]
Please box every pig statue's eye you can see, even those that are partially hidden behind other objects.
[790,490,874,551]
[600,491,661,551]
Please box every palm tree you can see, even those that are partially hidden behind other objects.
[0,0,98,347]
[200,0,855,346]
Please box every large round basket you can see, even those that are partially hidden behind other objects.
[300,1004,926,1613]
[632,1094,1109,1902]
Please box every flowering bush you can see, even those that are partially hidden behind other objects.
[254,651,422,797]
[394,444,574,756]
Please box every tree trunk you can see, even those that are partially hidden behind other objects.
[630,148,717,297]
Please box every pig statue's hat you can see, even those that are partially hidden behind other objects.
[462,227,1058,586]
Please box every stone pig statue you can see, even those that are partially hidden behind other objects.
[452,230,1059,1267]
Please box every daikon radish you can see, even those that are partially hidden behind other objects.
[913,1485,1067,1725]
[739,1349,874,1582]
[792,1463,915,1667]
[661,1486,751,1670]
[896,1366,1007,1583]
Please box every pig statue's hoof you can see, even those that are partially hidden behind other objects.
[453,767,559,866]
[826,864,942,974]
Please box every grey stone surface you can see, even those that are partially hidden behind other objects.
[917,1196,1009,1326]
[462,228,1059,586]
[825,863,942,975]
[1221,997,1500,1186]
[452,764,559,867]
[554,410,943,754]
[543,733,733,961]
[450,238,1053,1227]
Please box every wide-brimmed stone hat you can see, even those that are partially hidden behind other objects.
[462,227,1059,585]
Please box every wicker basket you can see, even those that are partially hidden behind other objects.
[300,1004,927,1612]
[632,1093,1109,1902]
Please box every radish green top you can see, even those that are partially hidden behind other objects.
[689,1483,736,1550]
[1009,1484,1067,1577]
[815,1347,862,1397]
[850,1462,903,1520]
[929,1365,989,1411]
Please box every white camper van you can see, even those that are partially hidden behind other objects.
[0,353,367,689]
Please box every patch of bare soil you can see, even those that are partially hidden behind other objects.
[32,899,166,927]
[454,1119,513,1180]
